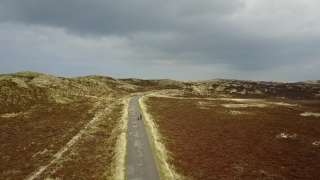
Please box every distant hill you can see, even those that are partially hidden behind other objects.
[301,80,320,84]
[181,78,320,99]
[1,71,319,108]
[0,71,143,114]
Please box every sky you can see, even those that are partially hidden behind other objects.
[1,0,320,81]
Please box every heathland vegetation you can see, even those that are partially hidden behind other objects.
[1,71,319,179]
[144,95,320,179]
[0,71,142,179]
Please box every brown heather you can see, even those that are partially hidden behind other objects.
[1,71,320,179]
[145,97,320,179]
[0,72,140,179]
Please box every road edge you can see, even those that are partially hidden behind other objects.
[110,97,131,180]
[139,95,183,180]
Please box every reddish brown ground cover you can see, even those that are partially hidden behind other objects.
[145,97,320,179]
[0,100,94,179]
[0,75,134,179]
[37,103,124,179]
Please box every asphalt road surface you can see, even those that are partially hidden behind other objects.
[126,95,160,180]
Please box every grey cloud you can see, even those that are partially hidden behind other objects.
[130,27,320,71]
[0,0,165,35]
[0,0,240,35]
[1,0,320,80]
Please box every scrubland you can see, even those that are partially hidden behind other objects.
[0,71,140,179]
[144,91,320,179]
[1,71,320,179]
[35,101,126,179]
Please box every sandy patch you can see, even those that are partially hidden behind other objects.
[197,101,216,109]
[219,98,264,102]
[84,95,98,98]
[1,111,30,118]
[312,141,320,146]
[139,96,183,180]
[229,110,251,115]
[147,90,183,99]
[148,92,264,102]
[300,112,320,117]
[276,133,297,139]
[145,93,298,110]
[222,103,267,108]
[268,102,297,106]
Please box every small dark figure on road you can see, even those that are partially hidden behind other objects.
[140,114,142,120]
[137,116,140,120]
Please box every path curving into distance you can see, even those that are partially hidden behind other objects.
[126,95,160,180]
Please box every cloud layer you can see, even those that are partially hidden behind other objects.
[1,0,319,80]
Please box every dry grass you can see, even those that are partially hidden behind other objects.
[300,112,320,118]
[145,96,320,179]
[107,97,131,180]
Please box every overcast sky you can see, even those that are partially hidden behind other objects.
[1,0,319,81]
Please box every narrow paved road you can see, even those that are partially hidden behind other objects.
[126,95,160,180]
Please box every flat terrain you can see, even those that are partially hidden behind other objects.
[34,100,125,179]
[0,86,94,179]
[145,96,320,179]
